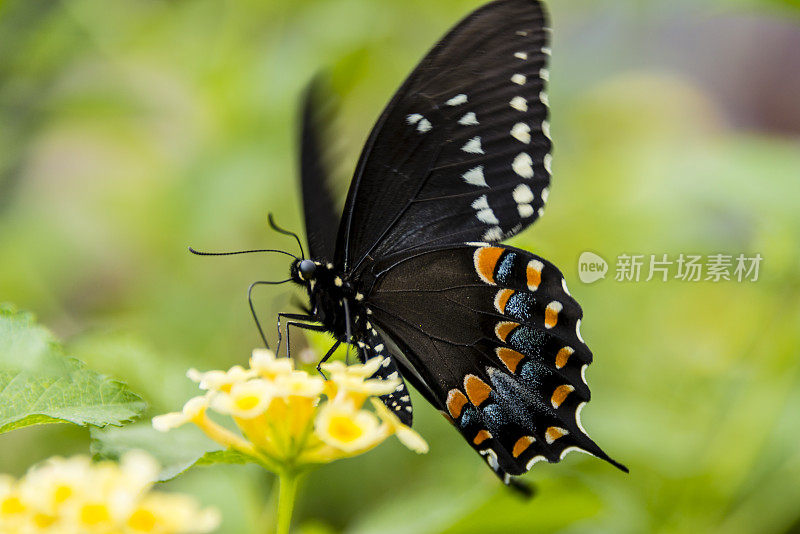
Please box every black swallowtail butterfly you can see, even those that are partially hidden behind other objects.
[218,0,627,493]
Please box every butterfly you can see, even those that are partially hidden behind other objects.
[262,0,625,493]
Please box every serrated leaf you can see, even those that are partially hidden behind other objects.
[0,304,146,433]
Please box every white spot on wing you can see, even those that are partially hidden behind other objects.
[526,456,546,471]
[513,184,534,204]
[462,166,488,187]
[580,364,588,385]
[483,227,503,241]
[542,46,552,56]
[417,118,432,133]
[458,112,479,125]
[477,210,499,225]
[516,30,528,36]
[576,319,584,343]
[406,114,422,125]
[575,402,588,434]
[512,153,534,178]
[510,96,528,112]
[446,94,468,106]
[471,195,489,211]
[541,187,550,203]
[544,154,553,174]
[479,449,499,470]
[462,137,484,154]
[542,121,551,139]
[559,446,595,461]
[540,91,549,106]
[511,74,527,85]
[540,68,550,82]
[561,278,572,296]
[514,52,528,60]
[518,204,534,218]
[511,123,531,144]
[472,195,499,225]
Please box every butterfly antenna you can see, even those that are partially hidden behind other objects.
[188,247,298,261]
[267,213,306,259]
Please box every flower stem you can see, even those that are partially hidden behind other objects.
[275,470,301,534]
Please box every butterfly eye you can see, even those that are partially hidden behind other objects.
[298,259,317,280]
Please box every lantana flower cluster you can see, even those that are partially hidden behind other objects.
[0,452,219,534]
[153,349,427,471]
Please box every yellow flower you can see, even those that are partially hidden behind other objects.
[314,399,387,453]
[187,365,254,393]
[273,370,325,399]
[211,379,274,419]
[0,476,27,530]
[322,357,399,406]
[371,398,430,454]
[126,492,220,533]
[0,452,220,534]
[153,349,427,473]
[250,348,294,379]
[20,455,90,520]
[152,395,209,432]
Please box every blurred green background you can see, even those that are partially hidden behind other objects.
[2,0,800,532]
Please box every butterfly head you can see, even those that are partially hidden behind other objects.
[292,259,318,283]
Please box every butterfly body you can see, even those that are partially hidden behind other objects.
[283,0,625,490]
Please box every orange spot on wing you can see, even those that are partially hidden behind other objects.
[494,289,515,314]
[474,247,505,285]
[464,374,492,406]
[495,321,520,342]
[545,426,568,444]
[473,430,492,445]
[512,436,535,458]
[544,301,562,329]
[555,347,574,369]
[496,347,525,374]
[446,389,468,419]
[550,385,575,408]
[527,260,544,290]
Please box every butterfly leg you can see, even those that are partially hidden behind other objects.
[275,312,316,357]
[281,318,326,359]
[343,298,353,364]
[316,340,342,378]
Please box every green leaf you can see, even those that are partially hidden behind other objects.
[91,423,260,481]
[0,304,146,434]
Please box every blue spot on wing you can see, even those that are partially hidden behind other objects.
[508,325,547,358]
[495,252,518,285]
[504,292,537,322]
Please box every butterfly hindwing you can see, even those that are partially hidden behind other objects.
[363,244,627,483]
[337,0,552,272]
[357,326,414,425]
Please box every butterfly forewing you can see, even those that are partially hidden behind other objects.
[337,0,552,272]
[300,77,343,261]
